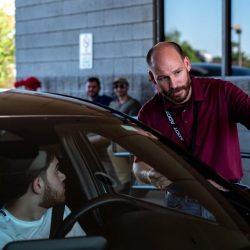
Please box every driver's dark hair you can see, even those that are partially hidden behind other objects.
[0,144,58,203]
[28,145,57,181]
[146,41,185,67]
[86,77,101,87]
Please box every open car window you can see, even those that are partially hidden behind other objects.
[54,119,249,229]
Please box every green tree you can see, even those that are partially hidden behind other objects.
[231,41,250,67]
[165,30,200,62]
[0,9,15,88]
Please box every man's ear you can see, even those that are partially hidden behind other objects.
[184,56,191,72]
[148,71,156,85]
[32,176,44,194]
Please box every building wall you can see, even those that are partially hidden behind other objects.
[15,0,155,103]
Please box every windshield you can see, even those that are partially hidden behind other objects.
[1,115,249,235]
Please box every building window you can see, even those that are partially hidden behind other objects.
[163,0,250,76]
[231,0,250,68]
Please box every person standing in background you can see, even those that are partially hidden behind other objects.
[108,78,141,190]
[85,77,113,106]
[14,76,41,91]
[109,77,141,116]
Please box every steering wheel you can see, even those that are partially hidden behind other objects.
[54,194,140,238]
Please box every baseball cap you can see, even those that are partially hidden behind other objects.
[113,77,129,86]
[14,76,41,91]
[24,77,41,90]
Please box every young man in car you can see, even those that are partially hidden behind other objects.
[133,41,250,217]
[0,144,86,249]
[85,77,113,106]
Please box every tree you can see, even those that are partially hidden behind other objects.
[165,30,200,62]
[0,9,15,88]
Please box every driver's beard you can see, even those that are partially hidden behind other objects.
[39,182,65,209]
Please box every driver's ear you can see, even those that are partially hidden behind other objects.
[32,176,44,194]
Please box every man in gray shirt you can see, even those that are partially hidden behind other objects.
[109,77,141,116]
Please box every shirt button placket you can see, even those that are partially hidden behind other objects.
[182,109,188,124]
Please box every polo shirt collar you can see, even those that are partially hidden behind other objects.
[191,76,205,102]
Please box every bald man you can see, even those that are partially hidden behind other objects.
[133,41,250,218]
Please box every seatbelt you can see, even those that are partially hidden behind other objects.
[49,204,65,238]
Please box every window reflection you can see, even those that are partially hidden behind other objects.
[164,0,221,63]
[86,132,216,221]
[164,0,250,75]
[231,0,250,68]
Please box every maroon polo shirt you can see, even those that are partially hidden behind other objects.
[138,77,250,181]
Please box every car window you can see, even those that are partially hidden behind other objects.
[1,116,248,233]
[70,122,239,224]
[0,124,98,236]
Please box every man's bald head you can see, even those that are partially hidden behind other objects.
[146,41,192,104]
[146,41,186,68]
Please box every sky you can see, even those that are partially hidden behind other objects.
[0,0,15,16]
[164,0,250,58]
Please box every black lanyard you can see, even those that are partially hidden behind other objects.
[164,102,199,153]
[165,110,185,142]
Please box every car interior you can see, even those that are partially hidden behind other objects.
[1,116,250,250]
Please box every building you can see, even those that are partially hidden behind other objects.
[15,0,159,103]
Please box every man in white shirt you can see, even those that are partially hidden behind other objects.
[0,144,86,249]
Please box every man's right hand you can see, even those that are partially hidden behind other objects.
[146,169,172,189]
[133,161,172,189]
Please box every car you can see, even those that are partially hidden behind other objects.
[0,89,250,250]
[190,62,250,77]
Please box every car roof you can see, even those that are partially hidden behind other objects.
[0,89,113,117]
[190,62,250,76]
